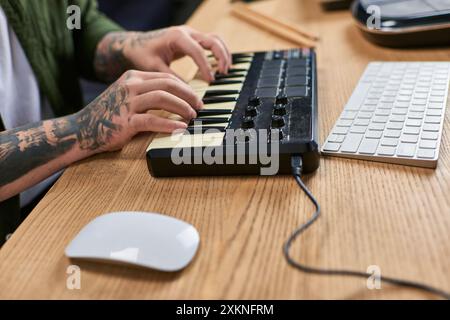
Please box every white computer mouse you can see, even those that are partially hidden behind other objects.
[65,212,200,272]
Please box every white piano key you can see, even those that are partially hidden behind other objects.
[190,122,229,128]
[202,101,236,110]
[147,131,225,151]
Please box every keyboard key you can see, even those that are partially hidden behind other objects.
[386,122,403,130]
[424,116,441,124]
[411,99,427,105]
[423,124,440,132]
[407,112,424,119]
[381,138,398,147]
[358,139,379,154]
[426,109,442,116]
[357,112,373,119]
[417,149,435,159]
[421,131,438,140]
[396,143,416,157]
[345,83,371,110]
[400,134,418,143]
[353,119,370,126]
[373,116,388,123]
[340,133,364,153]
[405,119,422,127]
[430,97,444,103]
[392,108,407,115]
[341,111,357,120]
[390,115,405,122]
[383,130,401,138]
[430,91,445,97]
[369,123,385,131]
[350,126,367,134]
[323,142,341,152]
[377,146,396,156]
[394,101,410,108]
[375,109,391,116]
[327,134,345,143]
[361,105,376,112]
[337,119,353,127]
[428,102,444,109]
[378,102,394,109]
[365,130,383,139]
[419,140,437,149]
[403,126,420,135]
[332,126,349,135]
[410,105,425,112]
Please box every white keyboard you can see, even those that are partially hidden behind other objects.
[322,62,450,168]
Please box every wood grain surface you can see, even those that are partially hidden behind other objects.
[0,0,449,299]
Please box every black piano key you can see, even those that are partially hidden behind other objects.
[210,79,242,86]
[214,74,245,80]
[227,68,247,73]
[231,53,253,58]
[196,109,233,117]
[186,126,226,134]
[189,117,230,125]
[203,96,237,104]
[203,90,240,97]
[209,53,252,59]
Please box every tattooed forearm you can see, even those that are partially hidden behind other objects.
[94,29,167,82]
[0,82,129,192]
[0,117,78,188]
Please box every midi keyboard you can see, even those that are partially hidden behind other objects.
[146,49,320,177]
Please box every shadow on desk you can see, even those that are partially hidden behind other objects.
[67,257,185,283]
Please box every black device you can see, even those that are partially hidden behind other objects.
[146,49,320,177]
[352,0,450,47]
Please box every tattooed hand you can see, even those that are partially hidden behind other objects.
[0,70,201,201]
[94,25,232,83]
[77,70,202,153]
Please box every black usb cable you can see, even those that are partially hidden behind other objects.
[285,155,450,300]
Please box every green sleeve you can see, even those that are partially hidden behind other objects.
[72,0,124,81]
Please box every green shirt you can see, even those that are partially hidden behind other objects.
[0,0,123,244]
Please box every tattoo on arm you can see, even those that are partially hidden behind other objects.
[0,118,78,188]
[94,29,167,82]
[0,83,129,189]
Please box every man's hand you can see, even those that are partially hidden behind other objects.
[94,26,232,83]
[77,70,202,153]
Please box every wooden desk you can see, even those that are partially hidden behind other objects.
[0,0,449,299]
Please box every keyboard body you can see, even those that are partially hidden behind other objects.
[323,62,450,168]
[146,49,320,177]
